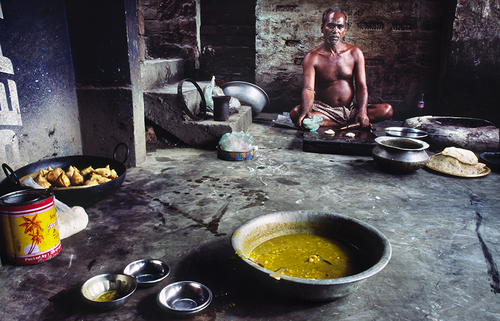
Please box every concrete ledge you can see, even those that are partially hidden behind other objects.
[144,83,252,148]
[141,58,184,91]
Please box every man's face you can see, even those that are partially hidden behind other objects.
[322,11,346,46]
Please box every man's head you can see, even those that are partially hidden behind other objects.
[321,7,348,29]
[321,7,347,46]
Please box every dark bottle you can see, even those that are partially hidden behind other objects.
[417,93,424,116]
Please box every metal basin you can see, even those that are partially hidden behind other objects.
[372,136,429,174]
[221,81,269,117]
[231,210,391,301]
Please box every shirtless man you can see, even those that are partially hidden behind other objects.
[290,7,393,129]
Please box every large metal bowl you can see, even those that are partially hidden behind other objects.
[231,210,392,301]
[221,81,269,117]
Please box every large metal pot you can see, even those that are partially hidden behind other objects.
[1,144,128,208]
[372,136,429,174]
[231,211,392,301]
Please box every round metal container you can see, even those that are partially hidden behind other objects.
[231,210,392,301]
[81,273,137,310]
[157,281,212,315]
[221,81,270,117]
[372,136,430,173]
[0,189,61,265]
[217,146,256,161]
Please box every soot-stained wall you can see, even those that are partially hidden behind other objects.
[0,0,81,172]
[444,0,500,127]
[256,0,456,120]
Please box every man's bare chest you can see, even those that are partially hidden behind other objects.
[315,56,354,84]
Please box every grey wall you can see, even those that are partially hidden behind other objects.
[443,0,500,127]
[0,0,81,172]
[256,0,456,121]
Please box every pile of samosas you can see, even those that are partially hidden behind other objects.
[34,165,118,189]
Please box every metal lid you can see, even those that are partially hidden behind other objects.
[0,189,53,206]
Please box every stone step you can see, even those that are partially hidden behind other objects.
[144,81,252,148]
[141,58,184,91]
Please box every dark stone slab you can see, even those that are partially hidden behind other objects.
[303,127,377,156]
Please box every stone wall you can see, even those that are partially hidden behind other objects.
[132,0,500,125]
[255,0,455,119]
[0,0,81,172]
[200,0,256,83]
[444,0,500,127]
[139,0,201,69]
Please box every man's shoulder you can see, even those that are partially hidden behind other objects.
[344,42,363,54]
[306,44,324,56]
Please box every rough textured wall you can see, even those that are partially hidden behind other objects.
[200,0,256,83]
[65,0,145,167]
[444,0,500,126]
[0,0,81,172]
[140,0,200,69]
[256,0,454,119]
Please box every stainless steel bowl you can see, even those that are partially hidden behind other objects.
[221,81,270,117]
[81,273,137,310]
[372,136,430,173]
[385,127,428,138]
[231,210,392,301]
[157,281,213,314]
[123,259,170,287]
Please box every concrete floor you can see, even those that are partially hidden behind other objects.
[1,114,499,320]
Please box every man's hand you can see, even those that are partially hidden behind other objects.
[355,113,371,129]
[295,112,310,128]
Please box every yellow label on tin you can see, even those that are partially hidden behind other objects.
[1,199,61,264]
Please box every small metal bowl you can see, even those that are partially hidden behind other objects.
[123,259,170,286]
[157,281,213,315]
[81,273,137,310]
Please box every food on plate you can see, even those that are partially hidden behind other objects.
[46,167,63,183]
[325,129,336,135]
[29,164,118,189]
[55,172,71,187]
[345,132,355,138]
[441,147,478,165]
[35,170,51,189]
[426,147,488,176]
[249,233,367,279]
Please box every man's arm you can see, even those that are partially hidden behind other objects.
[295,53,316,127]
[353,48,370,128]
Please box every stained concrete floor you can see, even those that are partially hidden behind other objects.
[1,114,499,320]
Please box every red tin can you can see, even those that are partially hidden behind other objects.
[0,189,61,265]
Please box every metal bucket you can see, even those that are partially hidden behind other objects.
[0,189,61,265]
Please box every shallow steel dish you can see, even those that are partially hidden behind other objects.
[123,259,170,286]
[157,281,212,314]
[385,127,428,138]
[221,81,270,117]
[480,152,499,172]
[81,273,137,310]
[1,143,128,208]
[231,210,392,301]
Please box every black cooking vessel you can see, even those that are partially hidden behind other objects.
[1,143,128,208]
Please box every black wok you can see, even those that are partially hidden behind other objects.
[1,143,128,208]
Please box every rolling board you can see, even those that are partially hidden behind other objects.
[303,127,378,155]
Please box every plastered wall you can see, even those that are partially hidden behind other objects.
[255,0,455,120]
[0,1,81,173]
